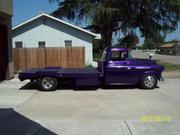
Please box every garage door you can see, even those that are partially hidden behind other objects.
[0,24,8,81]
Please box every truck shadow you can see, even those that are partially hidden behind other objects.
[19,81,159,91]
[101,85,159,90]
[0,108,57,135]
[19,82,99,91]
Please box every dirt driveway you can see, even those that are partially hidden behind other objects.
[0,77,180,135]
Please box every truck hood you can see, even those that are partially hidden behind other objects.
[129,58,157,65]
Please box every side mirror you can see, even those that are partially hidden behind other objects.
[147,53,154,60]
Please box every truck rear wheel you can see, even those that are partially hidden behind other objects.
[39,77,58,91]
[140,74,157,89]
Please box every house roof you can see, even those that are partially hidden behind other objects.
[160,43,180,48]
[12,13,98,37]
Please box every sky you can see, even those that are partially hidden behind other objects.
[12,0,180,43]
[12,0,58,26]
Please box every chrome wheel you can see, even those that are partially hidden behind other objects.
[141,74,157,89]
[144,75,155,88]
[42,77,55,90]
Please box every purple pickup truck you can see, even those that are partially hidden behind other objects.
[19,47,164,91]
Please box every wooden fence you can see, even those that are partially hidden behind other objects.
[13,47,85,72]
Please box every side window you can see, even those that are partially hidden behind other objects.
[65,40,72,47]
[110,51,128,61]
[38,41,46,48]
[110,51,121,61]
[15,41,23,48]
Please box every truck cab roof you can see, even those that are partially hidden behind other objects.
[106,47,129,52]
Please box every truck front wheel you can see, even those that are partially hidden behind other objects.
[39,77,58,91]
[140,74,157,89]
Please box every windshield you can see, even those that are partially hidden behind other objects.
[101,49,133,61]
[128,51,133,59]
[109,50,133,61]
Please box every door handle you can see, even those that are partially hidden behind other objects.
[127,67,136,70]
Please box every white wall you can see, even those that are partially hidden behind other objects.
[12,16,94,65]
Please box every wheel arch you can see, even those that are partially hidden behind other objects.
[142,71,160,80]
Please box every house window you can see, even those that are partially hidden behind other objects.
[65,40,72,47]
[38,41,46,48]
[15,41,23,48]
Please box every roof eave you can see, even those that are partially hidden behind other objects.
[12,13,98,37]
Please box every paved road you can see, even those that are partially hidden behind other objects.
[0,78,180,135]
[132,50,180,64]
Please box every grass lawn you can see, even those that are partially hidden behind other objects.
[159,63,180,72]
[93,53,102,62]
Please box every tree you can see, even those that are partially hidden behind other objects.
[49,0,180,50]
[143,39,156,49]
[86,6,121,49]
[131,0,180,41]
[165,39,179,44]
[92,39,103,53]
[142,32,165,49]
[50,0,122,48]
[117,34,139,49]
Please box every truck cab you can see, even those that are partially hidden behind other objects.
[99,47,164,88]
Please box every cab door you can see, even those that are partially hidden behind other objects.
[105,50,139,85]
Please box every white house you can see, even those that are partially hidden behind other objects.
[12,13,100,65]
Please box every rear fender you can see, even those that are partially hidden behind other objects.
[36,71,58,78]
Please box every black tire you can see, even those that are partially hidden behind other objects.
[30,79,37,83]
[39,77,58,91]
[140,74,157,89]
